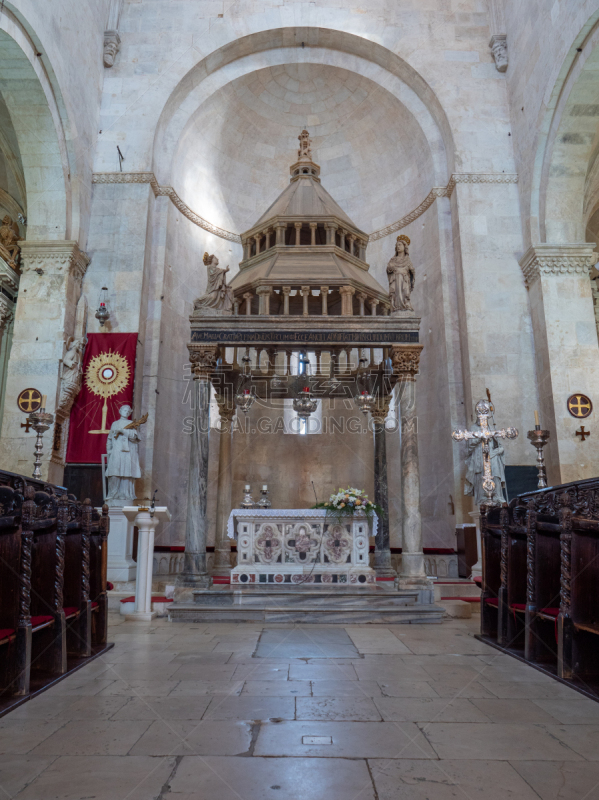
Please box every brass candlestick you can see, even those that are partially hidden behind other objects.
[527,428,550,488]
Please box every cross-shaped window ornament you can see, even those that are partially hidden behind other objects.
[576,426,590,441]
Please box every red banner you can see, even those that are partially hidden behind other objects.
[66,332,138,464]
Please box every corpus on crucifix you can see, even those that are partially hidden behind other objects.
[452,400,518,506]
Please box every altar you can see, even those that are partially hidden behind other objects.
[228,509,376,586]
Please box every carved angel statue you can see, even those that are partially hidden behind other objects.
[57,336,87,416]
[194,252,234,313]
[387,234,415,312]
[0,215,22,270]
[298,129,312,159]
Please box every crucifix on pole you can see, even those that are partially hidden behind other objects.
[452,400,519,506]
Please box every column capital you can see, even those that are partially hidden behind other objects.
[372,394,392,424]
[256,285,271,296]
[519,243,596,288]
[187,343,218,378]
[216,395,236,423]
[391,344,423,381]
[282,286,291,296]
[20,240,90,283]
[339,285,355,297]
[309,222,318,229]
[300,285,311,296]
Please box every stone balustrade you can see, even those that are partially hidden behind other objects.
[241,221,368,260]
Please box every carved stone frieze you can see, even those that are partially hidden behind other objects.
[20,241,90,283]
[519,243,597,287]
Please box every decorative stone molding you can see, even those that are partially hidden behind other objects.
[0,293,14,330]
[489,34,508,73]
[93,171,518,246]
[188,343,218,378]
[519,243,597,288]
[368,173,518,242]
[391,344,423,381]
[92,172,241,243]
[0,256,19,296]
[103,30,121,67]
[20,241,90,283]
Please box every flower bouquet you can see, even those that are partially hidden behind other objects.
[313,487,383,527]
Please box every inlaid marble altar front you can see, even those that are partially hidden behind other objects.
[228,509,376,586]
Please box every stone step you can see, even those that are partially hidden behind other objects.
[434,581,481,601]
[192,588,420,608]
[168,602,444,624]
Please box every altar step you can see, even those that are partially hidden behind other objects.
[168,588,444,624]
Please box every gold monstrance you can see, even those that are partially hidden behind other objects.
[86,351,131,434]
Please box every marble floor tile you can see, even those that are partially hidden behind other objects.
[345,627,411,654]
[512,760,599,799]
[421,722,585,761]
[0,755,55,797]
[310,680,384,696]
[169,680,244,696]
[532,696,599,723]
[353,663,430,682]
[30,719,152,756]
[204,695,295,720]
[242,680,312,695]
[43,677,117,696]
[129,719,253,755]
[471,698,560,723]
[369,757,542,799]
[166,664,239,681]
[0,720,65,754]
[548,724,599,760]
[232,663,290,680]
[254,720,437,758]
[169,755,377,799]
[422,679,497,698]
[55,696,131,719]
[98,679,181,696]
[169,652,233,664]
[479,680,582,699]
[110,695,212,720]
[296,697,382,721]
[377,680,440,698]
[289,664,358,681]
[375,697,490,722]
[8,695,83,720]
[14,755,176,800]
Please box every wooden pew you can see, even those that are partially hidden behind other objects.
[90,504,109,647]
[505,499,528,653]
[480,505,503,642]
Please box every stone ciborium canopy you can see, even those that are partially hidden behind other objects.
[189,129,422,400]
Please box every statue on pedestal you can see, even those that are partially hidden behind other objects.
[0,215,22,271]
[194,252,234,313]
[387,235,415,312]
[105,404,143,505]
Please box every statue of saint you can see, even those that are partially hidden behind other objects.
[464,424,507,506]
[0,215,22,270]
[194,252,234,312]
[105,404,142,504]
[387,235,415,312]
[57,336,87,417]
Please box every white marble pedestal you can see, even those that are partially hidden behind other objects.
[106,506,137,584]
[123,505,171,621]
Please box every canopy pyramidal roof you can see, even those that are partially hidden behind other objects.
[230,130,389,305]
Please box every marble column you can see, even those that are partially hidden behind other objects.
[391,345,429,593]
[175,345,217,599]
[212,397,235,578]
[372,395,396,582]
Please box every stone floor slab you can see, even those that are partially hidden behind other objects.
[369,757,542,799]
[254,720,437,758]
[30,720,152,756]
[204,695,295,720]
[375,697,490,722]
[422,722,585,761]
[0,720,65,754]
[169,755,377,799]
[14,755,176,800]
[289,664,358,681]
[169,680,244,696]
[0,755,54,795]
[242,680,312,696]
[296,697,382,721]
[512,760,599,799]
[310,680,384,697]
[110,695,212,720]
[471,698,560,723]
[129,719,252,755]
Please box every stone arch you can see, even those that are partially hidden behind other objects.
[531,10,599,243]
[0,4,73,240]
[152,27,454,189]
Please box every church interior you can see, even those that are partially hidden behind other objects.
[2,0,599,797]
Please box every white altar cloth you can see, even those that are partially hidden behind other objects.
[227,508,377,586]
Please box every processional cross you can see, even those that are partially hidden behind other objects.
[452,399,519,506]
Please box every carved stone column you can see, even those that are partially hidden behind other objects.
[357,292,367,316]
[212,397,236,578]
[274,222,286,246]
[369,298,379,316]
[300,286,311,316]
[320,286,329,315]
[339,285,355,316]
[294,223,302,246]
[520,244,599,483]
[257,286,271,315]
[175,344,218,598]
[372,395,396,582]
[310,223,317,246]
[392,344,429,593]
[0,241,89,481]
[243,292,253,315]
[282,286,291,315]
